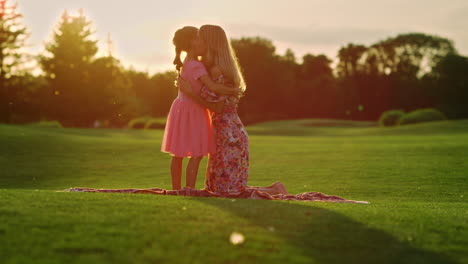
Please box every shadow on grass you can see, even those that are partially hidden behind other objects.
[195,197,457,264]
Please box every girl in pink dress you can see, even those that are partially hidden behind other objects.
[162,26,239,190]
[161,26,213,190]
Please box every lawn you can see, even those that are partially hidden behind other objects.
[0,119,467,264]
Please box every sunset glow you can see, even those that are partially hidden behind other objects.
[19,0,468,74]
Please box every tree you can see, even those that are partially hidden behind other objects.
[232,37,297,122]
[296,54,337,117]
[336,44,368,119]
[6,73,47,123]
[88,56,147,127]
[231,37,276,119]
[365,33,456,77]
[273,49,299,117]
[124,69,178,119]
[39,9,98,127]
[231,37,337,122]
[0,0,28,123]
[336,44,367,79]
[427,54,468,119]
[150,70,178,117]
[363,33,457,112]
[335,33,457,120]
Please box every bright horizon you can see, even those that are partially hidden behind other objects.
[19,0,468,74]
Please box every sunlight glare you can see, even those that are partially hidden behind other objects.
[229,232,245,245]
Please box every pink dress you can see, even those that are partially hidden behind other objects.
[161,60,215,157]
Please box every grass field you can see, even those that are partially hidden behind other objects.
[0,119,467,264]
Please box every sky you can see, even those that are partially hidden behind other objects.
[18,0,468,74]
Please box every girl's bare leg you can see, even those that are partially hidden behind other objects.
[186,156,203,188]
[171,157,183,190]
[205,156,212,189]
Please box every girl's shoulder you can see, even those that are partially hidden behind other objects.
[182,60,208,79]
[183,60,204,68]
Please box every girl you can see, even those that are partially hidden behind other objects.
[162,26,239,190]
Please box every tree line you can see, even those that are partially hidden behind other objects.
[1,1,467,128]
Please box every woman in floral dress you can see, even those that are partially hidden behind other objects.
[182,73,289,195]
[199,75,249,193]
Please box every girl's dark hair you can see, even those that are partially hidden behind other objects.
[172,26,198,72]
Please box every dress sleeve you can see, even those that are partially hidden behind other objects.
[192,62,209,80]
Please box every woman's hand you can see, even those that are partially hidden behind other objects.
[177,77,193,95]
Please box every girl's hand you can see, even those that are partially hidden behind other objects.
[177,77,193,95]
[211,85,241,97]
[220,81,243,97]
[229,87,244,97]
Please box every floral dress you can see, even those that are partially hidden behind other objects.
[200,75,249,194]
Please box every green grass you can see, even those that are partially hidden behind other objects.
[1,119,467,264]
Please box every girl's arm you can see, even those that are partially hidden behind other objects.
[199,74,241,96]
[178,79,224,113]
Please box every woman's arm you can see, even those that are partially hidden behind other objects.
[177,78,224,113]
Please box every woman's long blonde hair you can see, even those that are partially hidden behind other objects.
[199,25,246,92]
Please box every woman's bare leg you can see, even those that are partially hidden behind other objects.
[186,156,203,188]
[171,157,183,190]
[273,182,288,194]
[254,182,288,195]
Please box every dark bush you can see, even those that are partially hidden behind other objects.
[27,120,63,128]
[378,110,405,127]
[144,118,166,129]
[127,116,152,129]
[398,108,447,125]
